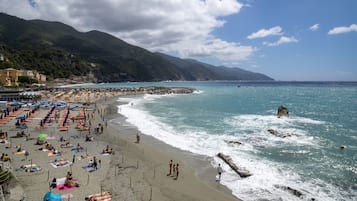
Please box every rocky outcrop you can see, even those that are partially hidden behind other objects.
[274,185,303,197]
[277,106,289,118]
[267,129,294,138]
[224,140,242,145]
[217,153,252,178]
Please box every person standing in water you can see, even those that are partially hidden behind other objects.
[136,132,140,143]
[217,163,223,181]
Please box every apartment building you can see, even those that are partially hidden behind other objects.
[0,68,46,86]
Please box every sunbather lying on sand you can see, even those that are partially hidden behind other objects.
[64,172,79,187]
[60,142,72,148]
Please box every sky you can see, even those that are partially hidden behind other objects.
[0,0,356,81]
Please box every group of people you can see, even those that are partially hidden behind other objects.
[37,142,62,156]
[166,160,224,182]
[50,171,80,189]
[166,160,179,180]
[102,145,114,155]
[94,123,104,134]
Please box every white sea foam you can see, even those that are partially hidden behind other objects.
[193,90,204,94]
[224,114,318,147]
[57,82,96,88]
[117,96,349,201]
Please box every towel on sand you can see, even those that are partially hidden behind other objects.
[85,192,112,201]
[82,164,95,172]
[56,184,78,191]
[50,160,72,168]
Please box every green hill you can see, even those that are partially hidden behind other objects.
[0,13,273,82]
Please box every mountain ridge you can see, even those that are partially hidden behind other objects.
[0,13,273,82]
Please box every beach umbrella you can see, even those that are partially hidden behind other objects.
[37,133,48,139]
[43,192,63,201]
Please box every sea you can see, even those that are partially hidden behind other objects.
[85,81,357,201]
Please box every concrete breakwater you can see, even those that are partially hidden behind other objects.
[50,86,195,95]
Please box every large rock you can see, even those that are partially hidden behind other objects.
[217,153,252,178]
[277,106,289,118]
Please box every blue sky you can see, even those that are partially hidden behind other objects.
[1,0,356,81]
[211,0,357,81]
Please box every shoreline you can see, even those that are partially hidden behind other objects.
[1,88,241,201]
[96,95,242,201]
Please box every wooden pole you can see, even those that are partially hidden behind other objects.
[87,174,90,185]
[47,170,50,181]
[149,187,152,201]
[130,176,132,188]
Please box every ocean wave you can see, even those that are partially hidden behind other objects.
[224,115,318,146]
[116,96,350,201]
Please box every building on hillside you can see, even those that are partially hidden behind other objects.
[0,68,46,86]
[19,69,35,78]
[37,73,47,83]
[0,68,20,86]
[0,53,4,62]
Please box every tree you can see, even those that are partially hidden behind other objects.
[18,76,38,85]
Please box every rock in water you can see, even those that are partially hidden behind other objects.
[217,153,252,178]
[277,106,289,118]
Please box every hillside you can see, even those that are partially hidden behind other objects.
[0,13,273,82]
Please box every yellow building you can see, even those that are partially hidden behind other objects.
[0,68,20,86]
[0,68,46,86]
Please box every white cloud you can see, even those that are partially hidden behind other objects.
[0,0,254,63]
[328,24,357,35]
[247,26,283,39]
[178,38,255,61]
[263,36,298,46]
[309,24,319,31]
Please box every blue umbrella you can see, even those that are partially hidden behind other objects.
[43,192,63,201]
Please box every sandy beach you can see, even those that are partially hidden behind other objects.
[1,88,241,201]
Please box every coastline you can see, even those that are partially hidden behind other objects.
[96,95,242,201]
[1,88,241,201]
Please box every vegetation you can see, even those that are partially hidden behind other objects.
[0,13,273,82]
[0,45,91,80]
[18,75,38,85]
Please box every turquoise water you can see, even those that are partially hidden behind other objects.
[87,81,357,200]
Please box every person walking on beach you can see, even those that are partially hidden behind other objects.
[24,150,29,161]
[217,163,223,181]
[93,156,98,170]
[172,164,176,177]
[174,163,179,180]
[136,132,140,143]
[167,160,173,176]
